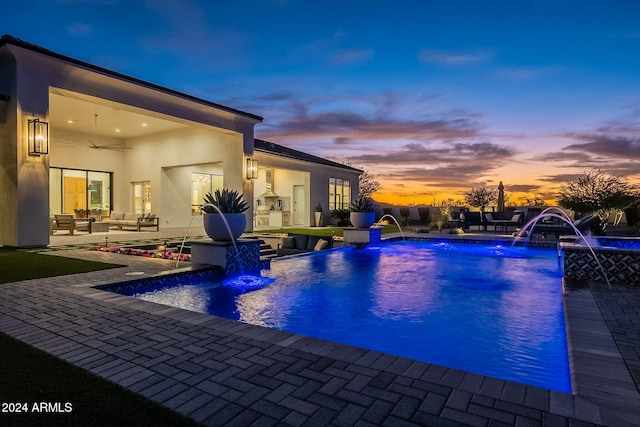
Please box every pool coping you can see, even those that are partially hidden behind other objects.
[562,281,640,425]
[1,242,640,425]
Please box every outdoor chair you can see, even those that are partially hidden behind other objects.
[51,214,91,235]
[487,213,522,233]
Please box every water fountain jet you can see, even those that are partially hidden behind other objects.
[375,214,406,240]
[515,211,611,288]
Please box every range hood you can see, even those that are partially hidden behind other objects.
[259,168,279,198]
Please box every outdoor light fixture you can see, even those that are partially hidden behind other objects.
[158,241,168,258]
[245,157,258,180]
[27,118,49,156]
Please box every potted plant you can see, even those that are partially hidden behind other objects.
[314,202,323,227]
[202,189,249,241]
[349,196,376,228]
[331,208,351,226]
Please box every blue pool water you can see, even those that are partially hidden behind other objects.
[120,240,571,393]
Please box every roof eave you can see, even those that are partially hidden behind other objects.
[254,139,363,173]
[0,34,263,123]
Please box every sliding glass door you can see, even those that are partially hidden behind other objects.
[50,168,112,219]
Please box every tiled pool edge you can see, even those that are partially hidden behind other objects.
[0,256,637,425]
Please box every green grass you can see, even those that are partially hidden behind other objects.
[0,248,122,284]
[0,331,202,427]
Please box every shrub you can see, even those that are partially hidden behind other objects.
[202,189,249,214]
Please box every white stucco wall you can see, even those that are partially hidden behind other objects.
[0,47,51,247]
[127,126,245,227]
[253,150,361,226]
[0,38,261,247]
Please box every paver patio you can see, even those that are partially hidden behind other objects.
[1,228,639,426]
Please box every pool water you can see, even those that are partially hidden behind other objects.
[123,240,571,393]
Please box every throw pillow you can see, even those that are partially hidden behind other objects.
[313,239,328,251]
[281,237,295,249]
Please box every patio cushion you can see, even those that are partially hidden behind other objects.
[313,239,329,251]
[281,237,295,249]
[306,235,321,251]
[110,211,125,220]
[292,234,308,250]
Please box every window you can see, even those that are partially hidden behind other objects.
[191,172,223,214]
[329,178,351,210]
[50,168,112,219]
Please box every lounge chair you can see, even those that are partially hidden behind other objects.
[51,214,91,235]
[461,211,483,230]
[487,213,522,233]
[530,214,599,238]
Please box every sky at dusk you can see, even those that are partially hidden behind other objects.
[5,1,640,206]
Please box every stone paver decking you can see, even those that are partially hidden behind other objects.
[1,230,640,426]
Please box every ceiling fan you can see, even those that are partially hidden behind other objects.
[88,114,132,151]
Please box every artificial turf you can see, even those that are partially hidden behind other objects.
[0,331,202,427]
[0,248,122,284]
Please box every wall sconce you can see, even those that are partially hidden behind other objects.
[245,157,258,180]
[28,118,49,156]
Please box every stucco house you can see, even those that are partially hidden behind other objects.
[0,35,360,247]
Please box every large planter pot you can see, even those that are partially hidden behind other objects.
[350,212,375,228]
[204,213,246,241]
[314,212,322,227]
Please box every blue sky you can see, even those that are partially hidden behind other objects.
[5,0,640,204]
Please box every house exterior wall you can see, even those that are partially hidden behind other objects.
[253,150,360,226]
[0,46,51,247]
[0,39,260,247]
[126,127,245,228]
[0,49,18,245]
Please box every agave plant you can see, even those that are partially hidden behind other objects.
[349,196,376,213]
[202,189,249,214]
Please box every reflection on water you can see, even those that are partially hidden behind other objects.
[130,240,571,393]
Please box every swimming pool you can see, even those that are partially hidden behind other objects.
[115,240,571,393]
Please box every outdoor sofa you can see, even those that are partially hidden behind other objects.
[276,233,333,256]
[530,214,599,238]
[104,212,160,231]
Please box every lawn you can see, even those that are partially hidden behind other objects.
[0,248,122,284]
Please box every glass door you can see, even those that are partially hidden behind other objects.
[294,185,306,225]
[132,181,151,214]
[88,171,111,220]
[63,170,87,217]
[49,168,113,218]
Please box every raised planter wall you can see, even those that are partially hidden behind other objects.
[190,239,262,272]
[561,239,640,285]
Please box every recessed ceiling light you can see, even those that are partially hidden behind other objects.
[67,119,77,124]
[142,123,148,127]
[115,129,121,133]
